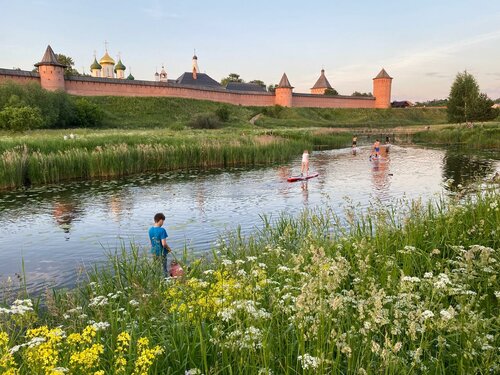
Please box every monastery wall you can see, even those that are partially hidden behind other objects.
[0,69,387,109]
[292,93,376,108]
[65,77,275,106]
[0,69,40,85]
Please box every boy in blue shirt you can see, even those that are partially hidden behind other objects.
[148,213,172,275]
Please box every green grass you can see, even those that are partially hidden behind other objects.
[411,122,500,149]
[86,96,448,129]
[0,128,352,189]
[0,187,498,374]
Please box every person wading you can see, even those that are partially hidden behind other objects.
[148,213,172,275]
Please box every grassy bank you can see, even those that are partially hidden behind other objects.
[0,188,498,374]
[88,96,448,129]
[411,122,500,149]
[0,128,351,189]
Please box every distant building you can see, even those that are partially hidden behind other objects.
[90,48,127,79]
[392,100,414,108]
[226,82,267,92]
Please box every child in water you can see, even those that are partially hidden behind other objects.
[301,150,309,176]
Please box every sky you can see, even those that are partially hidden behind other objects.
[1,0,499,102]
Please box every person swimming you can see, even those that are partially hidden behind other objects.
[373,139,380,157]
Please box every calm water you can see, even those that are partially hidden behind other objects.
[0,145,498,293]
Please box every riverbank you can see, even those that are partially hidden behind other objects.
[0,187,498,374]
[410,122,500,149]
[0,128,351,189]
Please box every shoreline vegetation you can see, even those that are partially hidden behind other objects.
[0,187,498,374]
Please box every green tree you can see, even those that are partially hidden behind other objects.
[351,91,373,97]
[0,105,43,131]
[55,54,81,76]
[324,88,339,96]
[221,73,244,87]
[249,80,266,88]
[267,84,278,93]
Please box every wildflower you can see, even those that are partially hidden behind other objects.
[298,353,321,370]
[129,299,140,307]
[423,272,433,279]
[88,296,109,307]
[434,273,451,289]
[133,337,164,375]
[440,307,456,321]
[185,369,203,375]
[91,321,110,331]
[495,291,500,299]
[402,276,421,283]
[421,310,434,320]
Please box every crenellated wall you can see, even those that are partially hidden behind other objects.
[0,68,387,109]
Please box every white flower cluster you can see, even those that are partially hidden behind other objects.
[421,310,435,320]
[434,273,451,289]
[297,353,321,370]
[223,326,263,350]
[89,295,109,307]
[402,276,421,283]
[185,369,203,375]
[129,299,140,307]
[91,321,110,331]
[0,299,33,315]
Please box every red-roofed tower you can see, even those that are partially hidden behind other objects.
[373,68,392,108]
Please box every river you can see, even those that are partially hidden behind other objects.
[0,145,498,294]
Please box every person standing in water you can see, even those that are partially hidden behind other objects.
[301,150,309,176]
[373,139,381,158]
[148,212,172,276]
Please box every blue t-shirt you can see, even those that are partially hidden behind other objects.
[149,226,168,256]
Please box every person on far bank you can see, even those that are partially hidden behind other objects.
[352,135,357,148]
[149,213,172,276]
[301,150,309,177]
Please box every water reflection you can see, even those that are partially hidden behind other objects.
[0,146,498,294]
[442,149,495,190]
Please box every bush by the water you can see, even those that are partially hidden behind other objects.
[0,188,498,374]
[215,105,231,122]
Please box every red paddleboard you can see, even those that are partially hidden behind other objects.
[287,172,319,182]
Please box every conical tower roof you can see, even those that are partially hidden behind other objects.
[34,45,66,67]
[90,57,102,70]
[127,73,135,80]
[278,73,293,88]
[312,69,332,89]
[374,68,392,79]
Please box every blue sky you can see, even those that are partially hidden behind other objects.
[1,0,499,101]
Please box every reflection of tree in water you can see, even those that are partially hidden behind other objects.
[442,151,494,190]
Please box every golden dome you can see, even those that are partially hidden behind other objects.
[99,51,115,65]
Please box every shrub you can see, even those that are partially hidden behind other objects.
[0,105,43,131]
[262,105,284,118]
[188,113,221,129]
[73,98,104,127]
[215,106,230,122]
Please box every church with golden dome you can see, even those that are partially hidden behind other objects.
[90,48,132,80]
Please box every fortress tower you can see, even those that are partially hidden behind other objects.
[311,69,333,95]
[275,73,293,107]
[34,45,66,92]
[373,68,393,109]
